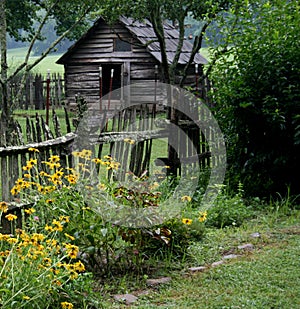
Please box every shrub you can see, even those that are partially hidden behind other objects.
[210,0,300,197]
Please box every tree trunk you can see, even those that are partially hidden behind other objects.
[0,0,9,146]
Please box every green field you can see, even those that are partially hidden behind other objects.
[7,46,211,76]
[8,47,64,75]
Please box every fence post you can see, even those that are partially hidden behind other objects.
[46,69,51,125]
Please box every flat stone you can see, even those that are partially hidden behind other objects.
[188,266,207,273]
[113,294,138,305]
[238,243,254,251]
[211,260,224,267]
[222,254,240,260]
[250,232,261,238]
[146,277,172,286]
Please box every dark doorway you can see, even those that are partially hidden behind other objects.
[100,64,122,99]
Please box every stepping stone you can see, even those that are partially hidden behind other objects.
[250,232,261,238]
[211,260,224,267]
[238,243,254,251]
[113,294,138,305]
[222,254,240,260]
[188,266,207,272]
[146,277,172,286]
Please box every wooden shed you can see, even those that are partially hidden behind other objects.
[56,16,207,110]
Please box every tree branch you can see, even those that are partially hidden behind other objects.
[9,0,60,81]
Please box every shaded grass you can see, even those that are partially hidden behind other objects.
[102,209,300,308]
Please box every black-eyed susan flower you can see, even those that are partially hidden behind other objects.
[97,183,107,190]
[10,186,21,195]
[61,301,74,309]
[198,211,207,222]
[48,155,60,163]
[52,219,63,232]
[22,295,31,300]
[0,201,8,213]
[64,243,79,259]
[92,158,103,164]
[5,214,18,221]
[59,215,70,223]
[28,147,39,153]
[24,208,35,215]
[27,159,37,168]
[181,195,192,202]
[64,233,75,241]
[182,218,193,225]
[65,174,77,185]
[124,138,135,144]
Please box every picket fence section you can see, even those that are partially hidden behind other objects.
[8,73,64,110]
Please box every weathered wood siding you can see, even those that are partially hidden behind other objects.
[63,20,158,108]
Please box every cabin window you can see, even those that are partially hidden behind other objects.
[114,38,132,52]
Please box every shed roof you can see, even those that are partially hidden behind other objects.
[57,16,207,65]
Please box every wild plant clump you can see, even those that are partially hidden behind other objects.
[1,148,209,307]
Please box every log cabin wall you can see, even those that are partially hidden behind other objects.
[60,19,159,110]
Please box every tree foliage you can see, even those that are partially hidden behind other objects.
[211,0,300,197]
[100,0,233,84]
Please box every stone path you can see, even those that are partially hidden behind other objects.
[113,234,259,306]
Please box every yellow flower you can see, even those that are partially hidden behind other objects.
[81,149,92,158]
[0,202,8,213]
[23,295,31,300]
[42,161,61,170]
[64,233,75,241]
[65,174,77,185]
[97,183,107,190]
[5,214,18,221]
[124,138,135,144]
[27,159,37,168]
[16,178,24,186]
[45,225,54,232]
[24,173,31,179]
[182,218,193,225]
[61,301,74,309]
[22,165,31,171]
[198,211,207,223]
[73,260,85,272]
[181,195,192,202]
[39,171,49,177]
[52,219,63,232]
[64,243,79,259]
[28,147,39,153]
[24,208,35,215]
[59,216,70,223]
[92,158,103,164]
[6,237,18,244]
[48,155,60,163]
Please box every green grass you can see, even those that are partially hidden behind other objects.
[7,47,64,75]
[101,208,300,308]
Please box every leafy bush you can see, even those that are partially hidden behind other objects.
[210,0,300,197]
[205,184,251,228]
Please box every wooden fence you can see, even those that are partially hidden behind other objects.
[1,99,217,232]
[6,73,64,110]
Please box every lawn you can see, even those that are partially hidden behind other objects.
[101,208,300,308]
